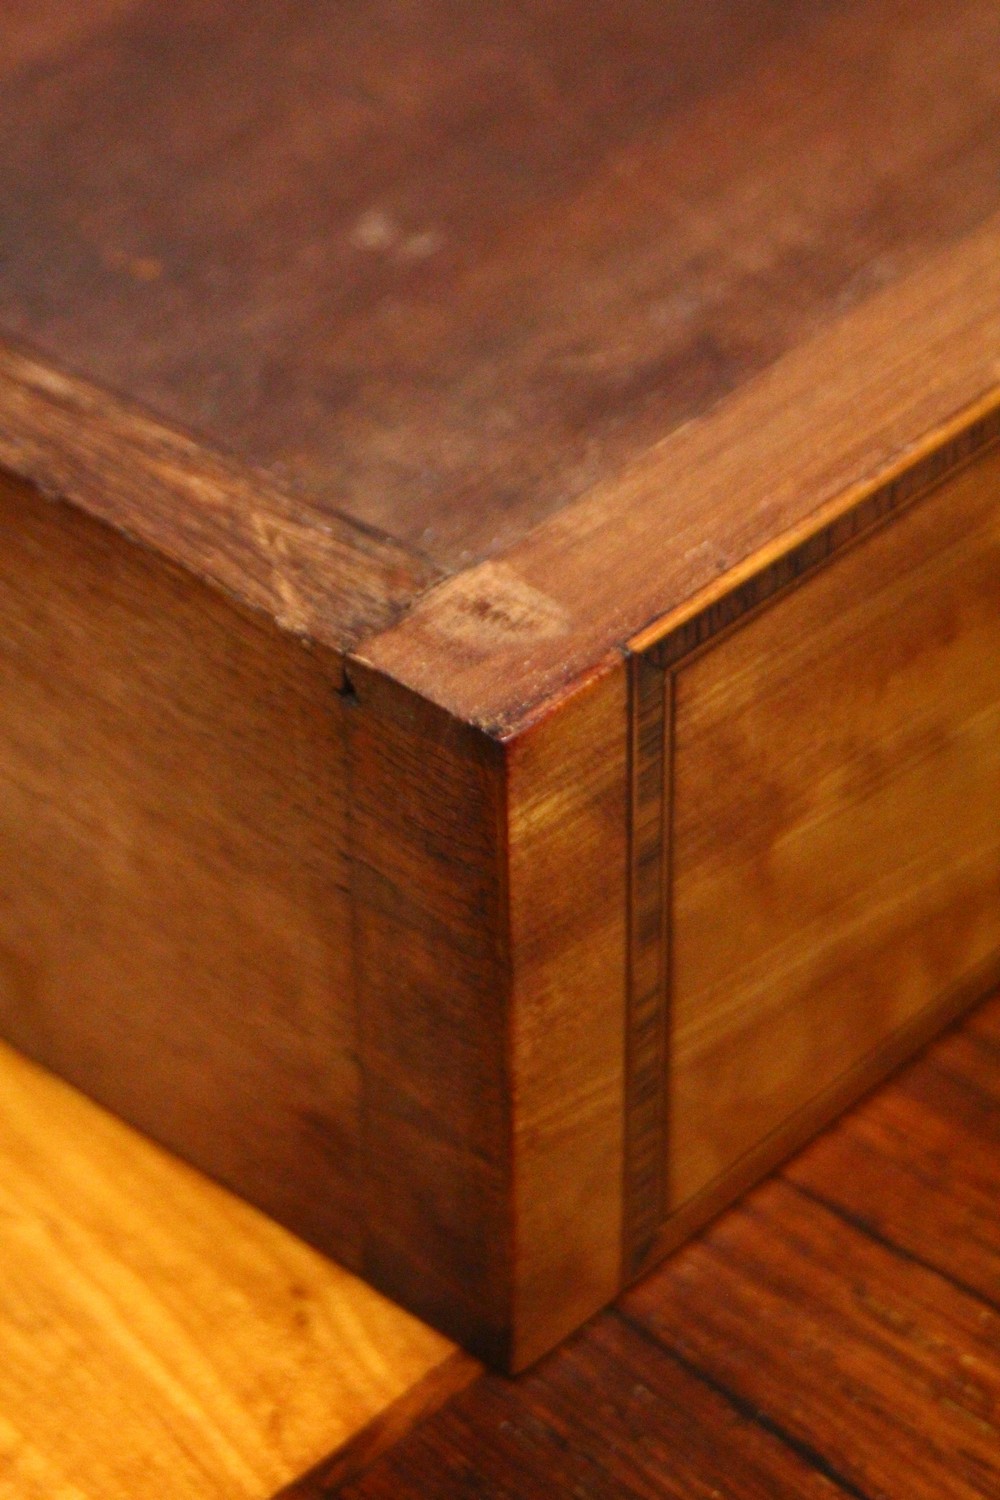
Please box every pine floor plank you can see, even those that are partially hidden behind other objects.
[0,1041,455,1500]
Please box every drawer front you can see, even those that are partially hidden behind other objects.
[626,433,1000,1271]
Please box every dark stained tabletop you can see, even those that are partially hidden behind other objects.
[5,0,1000,568]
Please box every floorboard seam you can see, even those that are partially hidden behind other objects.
[612,1307,875,1500]
[783,1177,1000,1314]
[924,1053,1000,1107]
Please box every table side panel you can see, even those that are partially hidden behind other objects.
[508,663,628,1368]
[668,442,1000,1208]
[0,470,361,1262]
[346,662,513,1366]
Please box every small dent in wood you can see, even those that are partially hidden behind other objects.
[337,669,360,708]
[426,562,571,652]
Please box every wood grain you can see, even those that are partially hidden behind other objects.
[5,1,1000,569]
[336,994,1000,1500]
[0,459,628,1370]
[506,662,628,1367]
[0,469,363,1265]
[786,1023,1000,1307]
[0,1039,454,1500]
[667,438,1000,1206]
[634,955,1000,1285]
[4,0,1000,1375]
[0,341,438,656]
[340,1314,841,1500]
[623,654,672,1275]
[346,658,629,1370]
[625,1180,1000,1500]
[345,663,512,1363]
[273,1353,480,1500]
[363,221,1000,731]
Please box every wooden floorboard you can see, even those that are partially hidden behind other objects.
[334,993,1000,1499]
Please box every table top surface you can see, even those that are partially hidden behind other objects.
[6,3,1000,730]
[0,1037,459,1500]
[3,1,1000,567]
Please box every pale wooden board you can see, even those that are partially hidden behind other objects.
[0,1041,455,1500]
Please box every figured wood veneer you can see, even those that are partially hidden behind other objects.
[669,441,1000,1208]
[2,0,1000,1371]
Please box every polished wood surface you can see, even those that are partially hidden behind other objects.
[363,225,1000,731]
[4,2,1000,573]
[0,342,438,656]
[2,0,1000,1369]
[0,1040,456,1500]
[344,656,627,1367]
[336,993,1000,1500]
[507,663,628,1366]
[670,441,1000,1205]
[346,664,512,1361]
[7,990,994,1497]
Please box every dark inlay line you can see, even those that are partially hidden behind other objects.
[650,406,1000,671]
[623,652,671,1273]
[614,1307,876,1500]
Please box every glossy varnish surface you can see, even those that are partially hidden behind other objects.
[2,0,1000,1375]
